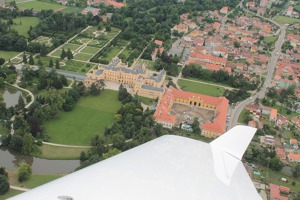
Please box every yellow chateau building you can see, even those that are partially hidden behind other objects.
[85,58,166,99]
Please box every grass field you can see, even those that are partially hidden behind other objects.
[264,35,278,44]
[178,79,225,97]
[273,15,300,25]
[36,144,89,159]
[52,43,81,57]
[8,171,63,189]
[62,60,94,73]
[44,90,121,145]
[238,109,250,124]
[0,51,21,61]
[18,0,64,10]
[138,96,154,105]
[11,17,40,38]
[80,46,99,54]
[0,189,23,200]
[60,6,83,13]
[73,53,93,61]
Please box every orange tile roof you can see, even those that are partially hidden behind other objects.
[155,40,163,46]
[290,138,298,143]
[270,184,289,200]
[270,108,277,119]
[107,0,125,7]
[154,87,229,134]
[188,52,227,65]
[289,152,300,160]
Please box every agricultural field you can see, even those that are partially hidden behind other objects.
[178,79,225,97]
[273,15,300,25]
[17,0,64,11]
[0,51,21,61]
[10,17,40,38]
[44,90,121,145]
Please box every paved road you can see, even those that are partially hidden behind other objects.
[45,67,87,81]
[228,11,286,129]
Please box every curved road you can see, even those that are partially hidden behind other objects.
[228,15,286,129]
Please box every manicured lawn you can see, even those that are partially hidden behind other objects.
[178,79,225,97]
[36,144,89,159]
[60,6,83,13]
[52,43,81,57]
[80,46,100,54]
[273,104,299,120]
[11,17,40,38]
[0,122,9,135]
[238,109,250,124]
[0,50,21,61]
[0,189,23,200]
[73,53,93,61]
[273,15,300,25]
[17,0,64,10]
[44,90,121,145]
[8,171,63,189]
[62,60,94,73]
[138,96,154,105]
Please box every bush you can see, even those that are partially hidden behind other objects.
[99,59,109,64]
[0,174,9,195]
[17,163,32,182]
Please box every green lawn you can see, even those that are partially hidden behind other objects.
[80,46,100,54]
[17,0,64,10]
[238,109,250,124]
[61,60,94,73]
[36,144,89,159]
[264,35,278,44]
[73,53,93,61]
[138,96,154,105]
[0,189,23,200]
[273,104,299,120]
[178,79,225,97]
[44,90,121,145]
[273,15,300,25]
[52,43,81,57]
[11,17,40,38]
[0,50,21,61]
[60,6,83,13]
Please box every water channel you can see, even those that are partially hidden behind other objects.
[0,87,80,174]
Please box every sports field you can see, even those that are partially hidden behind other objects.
[178,79,225,97]
[44,90,121,145]
[17,0,64,10]
[11,17,40,38]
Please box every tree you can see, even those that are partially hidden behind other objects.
[18,95,25,111]
[234,41,240,48]
[22,52,27,64]
[0,57,5,65]
[191,117,201,134]
[48,59,53,68]
[22,133,35,155]
[112,133,126,150]
[269,157,284,171]
[293,164,300,178]
[60,48,66,59]
[89,80,105,96]
[29,54,34,65]
[67,48,73,60]
[17,163,32,182]
[55,60,60,69]
[102,148,122,159]
[0,175,9,195]
[106,25,111,32]
[40,44,47,56]
[9,135,23,152]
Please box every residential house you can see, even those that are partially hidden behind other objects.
[248,120,256,128]
[259,135,275,146]
[290,139,298,149]
[287,6,293,16]
[173,24,189,33]
[288,152,300,162]
[269,184,289,200]
[220,6,229,14]
[275,147,287,161]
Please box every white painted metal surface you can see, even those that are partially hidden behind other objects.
[9,125,261,200]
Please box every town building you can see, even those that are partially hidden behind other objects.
[220,6,229,14]
[287,152,300,162]
[275,147,287,161]
[85,58,165,99]
[290,138,298,149]
[81,7,100,16]
[287,6,293,16]
[259,135,275,146]
[154,87,229,138]
[173,24,189,33]
[269,184,289,200]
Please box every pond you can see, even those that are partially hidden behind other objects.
[0,147,80,174]
[0,87,23,108]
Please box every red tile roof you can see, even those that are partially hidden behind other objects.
[269,184,289,200]
[154,40,163,46]
[154,87,229,134]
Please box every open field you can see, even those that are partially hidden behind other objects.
[0,51,20,61]
[178,79,225,97]
[60,6,83,13]
[51,43,81,57]
[17,0,64,10]
[8,171,63,189]
[36,144,89,159]
[273,16,300,25]
[0,189,23,200]
[10,17,40,38]
[264,35,278,44]
[44,90,121,145]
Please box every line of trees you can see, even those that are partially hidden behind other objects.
[182,63,260,91]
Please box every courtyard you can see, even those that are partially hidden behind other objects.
[170,103,215,127]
